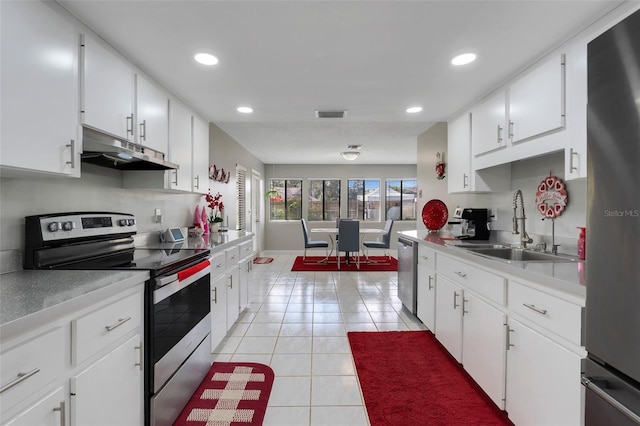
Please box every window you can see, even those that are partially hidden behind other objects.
[236,165,246,230]
[308,179,340,221]
[269,179,302,220]
[347,179,380,221]
[385,179,417,220]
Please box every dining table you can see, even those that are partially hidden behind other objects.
[310,227,386,264]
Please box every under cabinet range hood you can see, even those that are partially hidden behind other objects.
[80,127,178,171]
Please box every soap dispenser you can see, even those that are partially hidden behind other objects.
[577,227,586,260]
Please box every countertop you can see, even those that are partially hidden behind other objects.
[0,269,149,341]
[399,230,586,302]
[138,230,253,252]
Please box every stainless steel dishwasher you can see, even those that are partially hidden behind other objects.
[397,237,417,314]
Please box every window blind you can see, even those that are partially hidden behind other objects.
[236,165,246,230]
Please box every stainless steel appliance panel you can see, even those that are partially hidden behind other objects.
[397,237,417,314]
[586,8,640,383]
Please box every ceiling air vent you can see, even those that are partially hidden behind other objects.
[315,110,347,119]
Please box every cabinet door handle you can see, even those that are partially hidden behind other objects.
[194,175,200,189]
[66,139,76,169]
[570,148,579,173]
[497,124,503,144]
[508,120,514,140]
[0,368,40,393]
[105,316,132,331]
[463,173,468,189]
[229,276,233,289]
[523,303,547,315]
[462,298,469,315]
[428,275,433,290]
[453,291,459,309]
[126,114,134,136]
[139,119,146,141]
[506,324,514,350]
[53,400,65,426]
[213,286,218,304]
[454,271,467,279]
[172,169,178,186]
[135,342,143,371]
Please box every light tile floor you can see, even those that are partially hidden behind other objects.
[211,250,427,426]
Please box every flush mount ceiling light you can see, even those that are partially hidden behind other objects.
[194,53,219,66]
[237,106,253,114]
[406,106,423,114]
[451,53,477,66]
[340,151,360,161]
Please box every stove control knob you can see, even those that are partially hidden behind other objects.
[47,222,60,232]
[127,219,136,226]
[118,219,128,226]
[62,221,75,231]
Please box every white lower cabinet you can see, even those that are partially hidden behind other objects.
[5,387,65,426]
[226,265,240,330]
[506,318,583,426]
[462,292,507,409]
[434,275,463,362]
[416,262,436,331]
[70,334,142,426]
[211,272,228,351]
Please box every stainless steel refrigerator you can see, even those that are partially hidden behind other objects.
[583,8,640,425]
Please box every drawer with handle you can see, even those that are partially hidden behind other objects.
[210,251,226,278]
[509,280,582,345]
[0,327,65,415]
[239,241,253,260]
[417,245,436,269]
[438,254,505,305]
[71,291,141,365]
[225,246,240,271]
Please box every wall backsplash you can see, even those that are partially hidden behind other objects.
[0,164,203,252]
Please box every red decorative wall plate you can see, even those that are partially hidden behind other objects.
[422,199,448,230]
[535,174,568,218]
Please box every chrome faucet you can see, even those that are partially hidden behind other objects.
[542,217,560,254]
[512,190,533,248]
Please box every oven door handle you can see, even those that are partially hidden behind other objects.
[154,258,211,304]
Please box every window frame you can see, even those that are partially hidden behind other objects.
[268,178,303,221]
[346,179,381,222]
[385,178,418,221]
[307,178,341,221]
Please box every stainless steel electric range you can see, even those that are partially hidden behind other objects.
[24,212,213,426]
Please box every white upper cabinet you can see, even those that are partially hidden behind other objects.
[168,98,193,192]
[508,54,566,144]
[135,73,169,154]
[192,115,210,194]
[0,1,80,177]
[82,33,134,141]
[448,113,472,192]
[471,90,507,157]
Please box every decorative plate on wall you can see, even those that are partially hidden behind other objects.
[422,199,449,230]
[535,173,568,218]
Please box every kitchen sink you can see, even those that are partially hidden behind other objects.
[459,246,579,262]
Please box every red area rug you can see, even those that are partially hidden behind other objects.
[348,331,513,426]
[252,257,274,264]
[291,255,397,272]
[173,362,274,426]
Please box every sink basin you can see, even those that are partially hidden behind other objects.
[459,247,579,263]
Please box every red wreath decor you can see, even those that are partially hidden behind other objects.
[535,173,568,218]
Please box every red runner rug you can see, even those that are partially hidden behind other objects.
[291,255,397,272]
[173,362,274,426]
[348,331,513,426]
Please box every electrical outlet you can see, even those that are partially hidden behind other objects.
[490,208,498,221]
[154,208,162,223]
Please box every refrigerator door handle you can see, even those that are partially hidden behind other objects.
[582,377,640,423]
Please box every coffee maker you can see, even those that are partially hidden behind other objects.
[452,207,491,240]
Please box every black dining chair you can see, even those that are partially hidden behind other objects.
[300,219,329,261]
[363,219,394,261]
[337,219,360,269]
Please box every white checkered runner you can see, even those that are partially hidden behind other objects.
[185,366,266,426]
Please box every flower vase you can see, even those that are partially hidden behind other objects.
[210,222,221,233]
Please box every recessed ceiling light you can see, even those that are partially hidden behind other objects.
[451,53,477,66]
[194,53,219,66]
[340,151,360,161]
[237,106,253,114]
[406,106,423,114]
